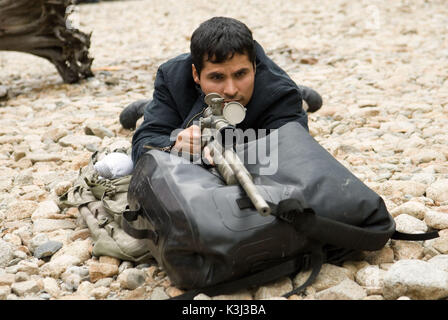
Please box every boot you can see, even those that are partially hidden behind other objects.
[299,86,323,113]
[119,99,150,130]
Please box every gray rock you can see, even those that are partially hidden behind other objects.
[118,268,146,290]
[383,260,448,300]
[34,241,63,259]
[84,122,115,139]
[29,233,50,254]
[118,261,134,274]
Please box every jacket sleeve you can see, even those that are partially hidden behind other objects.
[131,68,183,163]
[258,85,309,132]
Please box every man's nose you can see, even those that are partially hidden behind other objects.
[223,79,238,98]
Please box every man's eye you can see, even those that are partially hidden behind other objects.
[235,71,247,78]
[210,74,223,80]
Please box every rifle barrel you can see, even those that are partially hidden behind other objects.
[223,149,271,216]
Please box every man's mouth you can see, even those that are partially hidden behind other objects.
[224,98,242,103]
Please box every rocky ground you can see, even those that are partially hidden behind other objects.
[0,0,448,300]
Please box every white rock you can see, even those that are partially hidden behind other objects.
[428,255,448,273]
[51,239,92,263]
[294,264,353,292]
[42,277,61,298]
[40,254,81,278]
[76,281,95,298]
[355,265,386,289]
[315,279,367,300]
[0,286,11,300]
[193,293,212,300]
[424,210,448,230]
[254,277,293,299]
[392,240,424,260]
[383,260,448,300]
[59,135,102,150]
[0,240,15,268]
[11,280,40,297]
[31,200,61,221]
[32,219,77,233]
[426,180,448,202]
[377,181,427,198]
[390,201,427,219]
[5,200,39,221]
[394,214,428,234]
[150,287,169,300]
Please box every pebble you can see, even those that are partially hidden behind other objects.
[117,268,146,290]
[294,263,353,292]
[11,280,40,297]
[426,180,448,203]
[254,277,293,299]
[0,240,14,268]
[33,241,63,259]
[89,262,119,283]
[315,279,367,300]
[150,287,169,300]
[32,219,77,233]
[0,0,447,301]
[0,85,8,100]
[424,210,448,230]
[390,201,427,219]
[394,214,428,234]
[383,260,448,300]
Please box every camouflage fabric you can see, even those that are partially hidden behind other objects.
[58,149,152,263]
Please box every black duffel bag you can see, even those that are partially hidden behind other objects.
[123,122,438,299]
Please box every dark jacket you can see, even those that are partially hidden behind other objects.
[132,41,308,163]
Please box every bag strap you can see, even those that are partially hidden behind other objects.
[283,247,324,298]
[266,198,439,250]
[391,230,439,241]
[121,207,159,244]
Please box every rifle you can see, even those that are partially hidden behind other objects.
[199,93,271,216]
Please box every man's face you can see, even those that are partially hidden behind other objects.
[192,53,256,107]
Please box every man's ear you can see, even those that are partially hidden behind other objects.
[192,64,200,84]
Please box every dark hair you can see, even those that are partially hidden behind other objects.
[190,17,256,77]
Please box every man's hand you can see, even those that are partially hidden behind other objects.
[172,125,214,165]
[172,125,202,154]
